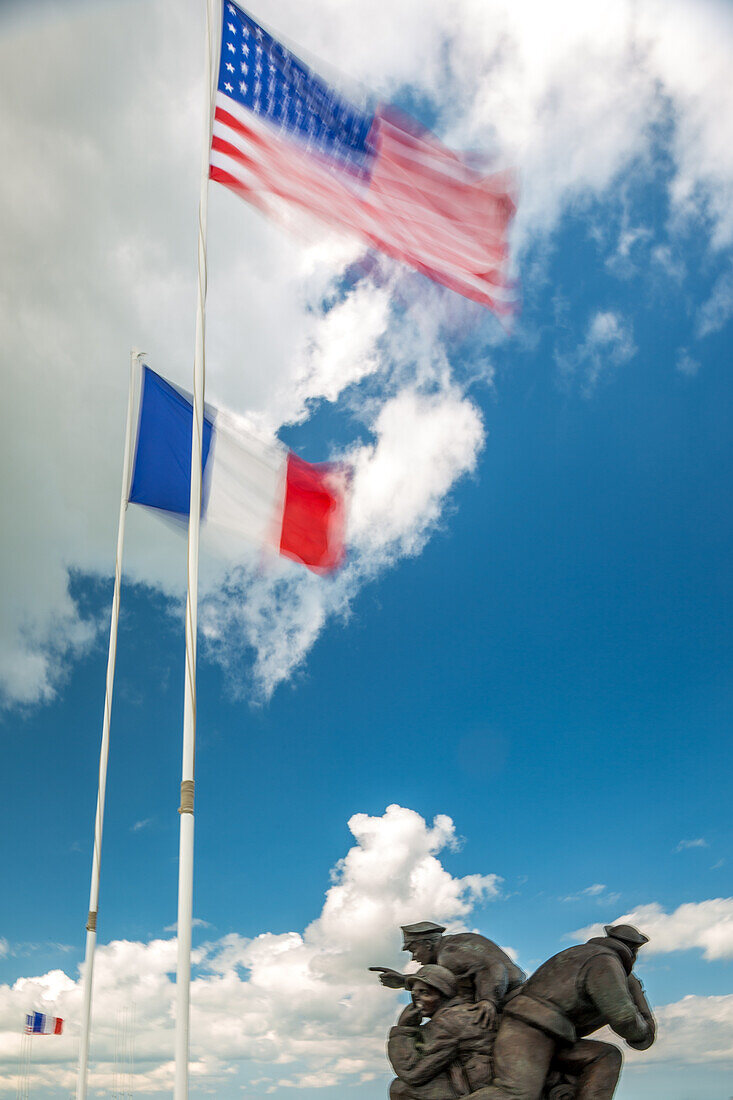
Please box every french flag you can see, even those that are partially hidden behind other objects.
[129,366,347,573]
[25,1013,63,1035]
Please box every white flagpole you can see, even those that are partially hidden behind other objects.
[174,2,220,1097]
[76,349,143,1100]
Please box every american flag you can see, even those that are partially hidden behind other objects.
[210,3,516,314]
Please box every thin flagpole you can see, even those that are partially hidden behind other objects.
[174,2,220,1097]
[75,350,143,1100]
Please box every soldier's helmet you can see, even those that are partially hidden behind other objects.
[405,965,457,998]
[604,924,649,947]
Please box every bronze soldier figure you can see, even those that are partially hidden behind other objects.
[388,965,494,1100]
[467,925,655,1100]
[372,921,526,1028]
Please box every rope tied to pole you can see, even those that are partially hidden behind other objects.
[179,780,195,815]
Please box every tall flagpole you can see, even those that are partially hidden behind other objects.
[174,2,220,1097]
[76,349,143,1100]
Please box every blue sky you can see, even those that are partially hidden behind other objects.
[1,0,732,1097]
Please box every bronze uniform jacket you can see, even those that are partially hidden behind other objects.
[502,938,654,1047]
[436,934,526,1006]
[389,999,493,1097]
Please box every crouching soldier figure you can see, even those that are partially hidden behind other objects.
[467,925,655,1100]
[373,921,525,1029]
[388,965,494,1100]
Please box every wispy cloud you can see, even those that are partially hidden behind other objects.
[556,309,637,393]
[131,818,153,833]
[676,837,709,852]
[696,266,733,337]
[676,348,701,377]
[560,883,620,905]
[164,918,213,934]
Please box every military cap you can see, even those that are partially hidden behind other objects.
[404,964,457,998]
[604,924,649,947]
[401,921,446,947]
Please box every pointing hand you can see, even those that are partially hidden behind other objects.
[368,967,406,989]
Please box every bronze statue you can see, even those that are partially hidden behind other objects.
[371,921,525,1028]
[373,922,656,1100]
[388,965,494,1099]
[466,925,655,1100]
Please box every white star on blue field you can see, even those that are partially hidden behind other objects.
[0,1,731,1098]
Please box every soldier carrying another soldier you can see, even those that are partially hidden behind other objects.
[371,921,526,1029]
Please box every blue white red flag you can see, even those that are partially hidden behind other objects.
[210,3,516,314]
[129,366,346,573]
[25,1013,63,1035]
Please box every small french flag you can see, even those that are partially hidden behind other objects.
[25,1012,63,1035]
[129,366,347,574]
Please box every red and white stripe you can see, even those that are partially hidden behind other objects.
[210,94,516,314]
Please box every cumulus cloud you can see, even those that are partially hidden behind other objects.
[200,376,485,697]
[574,897,733,960]
[4,810,733,1095]
[2,0,732,706]
[0,805,501,1094]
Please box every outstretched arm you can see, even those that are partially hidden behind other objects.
[368,966,407,989]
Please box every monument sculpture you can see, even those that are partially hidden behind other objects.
[371,921,656,1100]
[370,921,526,1028]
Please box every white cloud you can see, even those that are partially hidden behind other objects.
[560,884,621,906]
[675,837,708,851]
[696,265,733,337]
[200,377,485,698]
[595,993,733,1068]
[4,812,733,1095]
[574,897,733,960]
[1,0,732,706]
[0,805,501,1094]
[163,918,212,934]
[348,385,485,560]
[637,0,733,249]
[675,349,701,377]
[556,309,637,392]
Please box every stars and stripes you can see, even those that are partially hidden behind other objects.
[210,2,516,314]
